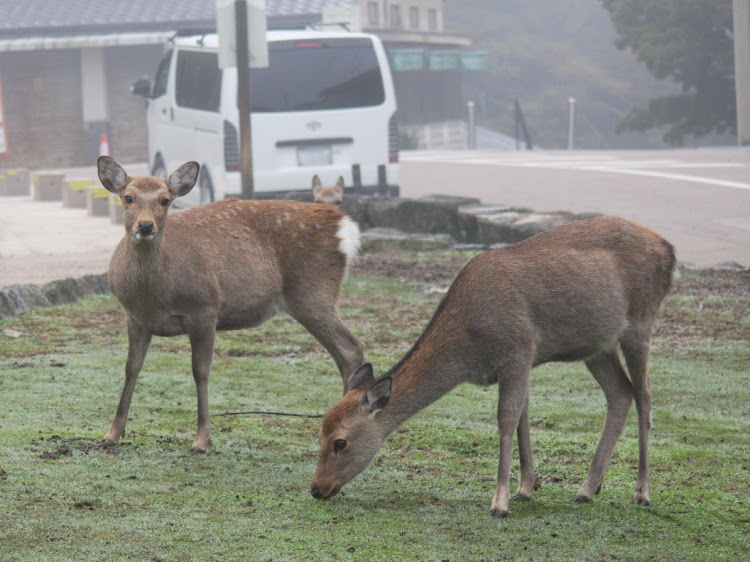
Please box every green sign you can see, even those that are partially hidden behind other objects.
[391,49,424,71]
[461,51,488,71]
[428,51,458,71]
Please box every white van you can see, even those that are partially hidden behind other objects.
[132,29,400,207]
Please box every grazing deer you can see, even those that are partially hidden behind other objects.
[97,156,364,452]
[312,175,344,207]
[311,216,676,517]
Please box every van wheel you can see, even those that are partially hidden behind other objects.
[199,170,215,205]
[151,157,167,180]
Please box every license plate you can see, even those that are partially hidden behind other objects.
[297,145,332,167]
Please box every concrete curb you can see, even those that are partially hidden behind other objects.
[0,273,110,319]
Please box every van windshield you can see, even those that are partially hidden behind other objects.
[250,38,385,112]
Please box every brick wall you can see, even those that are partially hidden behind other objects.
[0,50,84,169]
[0,44,162,170]
[106,45,162,165]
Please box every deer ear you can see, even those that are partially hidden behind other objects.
[312,174,322,188]
[335,176,344,189]
[363,376,391,417]
[347,364,374,391]
[97,156,129,194]
[167,161,199,197]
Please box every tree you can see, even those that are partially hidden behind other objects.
[601,0,735,146]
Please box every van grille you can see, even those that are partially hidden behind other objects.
[224,120,240,171]
[388,113,399,163]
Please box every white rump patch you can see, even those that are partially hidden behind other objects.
[335,216,361,272]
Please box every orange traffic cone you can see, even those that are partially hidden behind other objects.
[99,133,110,156]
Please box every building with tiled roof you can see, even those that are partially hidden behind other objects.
[0,0,479,170]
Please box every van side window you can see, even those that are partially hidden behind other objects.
[152,49,172,98]
[175,50,222,112]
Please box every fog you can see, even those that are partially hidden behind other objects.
[0,0,741,171]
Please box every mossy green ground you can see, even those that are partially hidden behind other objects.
[0,256,748,561]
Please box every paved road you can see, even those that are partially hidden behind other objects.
[0,165,144,288]
[401,147,750,268]
[1,148,749,288]
[0,197,123,287]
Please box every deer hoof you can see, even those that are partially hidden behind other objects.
[490,508,508,518]
[188,446,208,454]
[632,495,651,506]
[98,438,117,449]
[511,493,531,502]
[572,494,591,504]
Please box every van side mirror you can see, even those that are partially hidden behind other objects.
[131,78,151,99]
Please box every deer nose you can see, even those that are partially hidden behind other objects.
[311,487,323,499]
[138,221,154,236]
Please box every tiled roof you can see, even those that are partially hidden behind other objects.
[267,0,355,16]
[0,0,357,38]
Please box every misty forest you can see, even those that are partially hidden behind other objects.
[448,0,735,149]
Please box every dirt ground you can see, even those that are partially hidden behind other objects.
[355,251,749,292]
[354,251,750,344]
[354,252,469,284]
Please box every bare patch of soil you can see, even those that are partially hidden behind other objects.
[658,267,750,344]
[355,252,749,343]
[354,252,470,284]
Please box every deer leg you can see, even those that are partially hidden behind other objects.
[511,392,537,502]
[288,305,365,393]
[491,366,531,518]
[621,335,653,506]
[574,351,633,503]
[102,318,152,447]
[187,323,216,453]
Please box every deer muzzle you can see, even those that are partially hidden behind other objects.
[310,482,340,500]
[136,221,155,240]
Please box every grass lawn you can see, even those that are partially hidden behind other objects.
[0,251,748,561]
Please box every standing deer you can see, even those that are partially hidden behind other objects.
[311,216,676,517]
[97,156,364,452]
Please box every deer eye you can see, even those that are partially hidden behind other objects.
[160,197,171,207]
[123,195,133,204]
[333,439,347,453]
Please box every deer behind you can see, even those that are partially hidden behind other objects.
[97,156,364,452]
[312,175,344,207]
[311,216,676,518]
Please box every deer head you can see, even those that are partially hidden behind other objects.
[312,174,344,207]
[97,156,199,243]
[311,364,392,499]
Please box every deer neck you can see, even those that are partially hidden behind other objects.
[377,340,464,436]
[128,236,167,273]
[112,236,170,301]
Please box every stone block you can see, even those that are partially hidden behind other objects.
[63,179,94,208]
[33,173,64,201]
[361,227,455,252]
[41,278,84,305]
[0,284,53,317]
[483,212,576,245]
[12,283,53,308]
[364,195,479,239]
[0,169,31,196]
[283,191,314,203]
[0,287,31,317]
[87,186,110,216]
[77,273,111,296]
[339,196,369,226]
[0,275,110,319]
[109,193,123,224]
